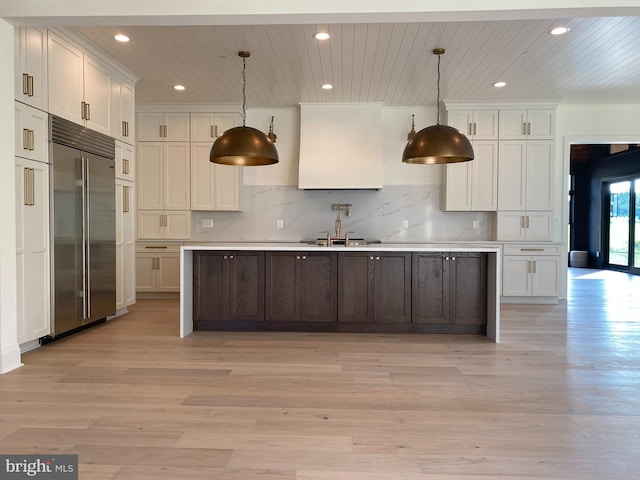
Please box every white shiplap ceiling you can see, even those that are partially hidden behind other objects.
[72,16,640,108]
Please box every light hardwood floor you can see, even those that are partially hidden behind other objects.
[1,268,639,480]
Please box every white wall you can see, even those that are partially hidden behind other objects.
[0,19,21,373]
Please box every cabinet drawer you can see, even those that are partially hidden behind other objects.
[503,244,561,256]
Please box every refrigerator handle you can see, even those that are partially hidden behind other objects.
[82,156,90,320]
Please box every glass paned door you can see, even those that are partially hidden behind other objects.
[608,181,630,266]
[635,179,640,269]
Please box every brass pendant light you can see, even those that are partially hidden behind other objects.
[402,48,474,165]
[210,51,279,166]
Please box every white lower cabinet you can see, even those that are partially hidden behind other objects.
[116,180,136,311]
[136,245,181,293]
[15,157,50,345]
[502,244,560,299]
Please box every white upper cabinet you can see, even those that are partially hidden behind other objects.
[444,140,498,211]
[191,142,242,211]
[446,109,498,140]
[499,109,555,140]
[190,112,237,141]
[15,101,49,164]
[137,112,190,141]
[137,141,190,210]
[48,31,112,136]
[111,74,135,144]
[14,26,48,111]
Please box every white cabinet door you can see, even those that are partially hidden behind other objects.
[444,162,472,211]
[157,252,181,292]
[499,109,555,139]
[497,211,552,241]
[502,256,531,296]
[135,252,157,292]
[83,54,112,135]
[137,210,164,239]
[191,113,218,141]
[446,109,498,139]
[15,157,50,344]
[116,181,136,310]
[137,112,165,141]
[164,211,192,239]
[15,101,48,163]
[138,112,190,141]
[498,141,527,210]
[48,32,84,125]
[471,141,498,211]
[111,74,135,143]
[531,256,559,296]
[137,142,164,210]
[191,142,242,211]
[526,110,555,139]
[14,26,48,111]
[115,141,135,181]
[444,140,496,212]
[525,140,553,211]
[164,142,190,210]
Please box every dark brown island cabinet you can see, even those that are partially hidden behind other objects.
[193,251,265,330]
[337,251,411,327]
[265,251,338,324]
[193,249,488,335]
[412,252,487,334]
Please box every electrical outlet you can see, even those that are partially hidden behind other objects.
[402,220,409,229]
[276,219,284,229]
[473,220,479,229]
[201,219,214,228]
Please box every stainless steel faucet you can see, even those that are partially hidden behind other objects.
[332,203,352,238]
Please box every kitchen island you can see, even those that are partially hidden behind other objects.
[180,243,501,341]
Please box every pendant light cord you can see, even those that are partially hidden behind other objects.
[241,55,247,127]
[436,51,441,125]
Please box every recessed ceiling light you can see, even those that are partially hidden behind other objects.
[321,84,333,90]
[493,81,507,88]
[174,85,186,91]
[550,26,571,36]
[314,32,330,40]
[114,34,130,43]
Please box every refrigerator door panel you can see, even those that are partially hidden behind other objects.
[86,153,116,322]
[51,143,85,335]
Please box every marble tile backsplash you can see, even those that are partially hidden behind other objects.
[193,185,493,242]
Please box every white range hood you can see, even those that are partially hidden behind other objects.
[298,103,383,189]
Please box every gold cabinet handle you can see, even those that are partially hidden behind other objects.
[145,245,168,249]
[451,256,456,261]
[22,73,29,95]
[473,123,477,136]
[375,256,380,260]
[522,122,527,135]
[215,125,219,137]
[86,103,90,121]
[230,255,234,259]
[164,125,168,138]
[296,255,300,259]
[123,185,129,212]
[122,120,127,137]
[532,260,537,273]
[30,129,35,150]
[159,125,164,138]
[28,75,34,97]
[526,215,530,228]
[23,129,29,150]
[81,102,86,119]
[527,122,532,135]
[521,248,544,252]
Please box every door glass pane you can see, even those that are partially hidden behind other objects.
[635,179,640,267]
[609,181,630,266]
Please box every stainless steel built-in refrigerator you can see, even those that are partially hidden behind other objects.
[49,115,116,337]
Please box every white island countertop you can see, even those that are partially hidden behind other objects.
[180,242,501,341]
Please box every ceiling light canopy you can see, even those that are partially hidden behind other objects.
[402,48,474,165]
[210,51,279,166]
